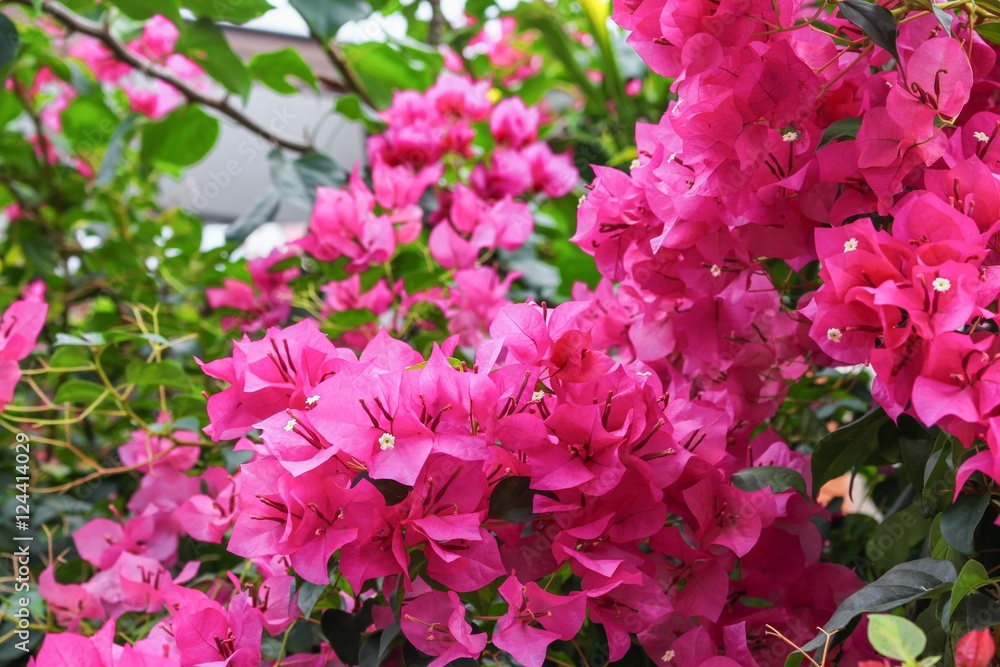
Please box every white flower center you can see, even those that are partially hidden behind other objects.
[974,130,990,143]
[305,394,320,406]
[782,131,799,142]
[630,158,641,170]
[843,237,858,252]
[827,328,843,343]
[284,418,297,432]
[662,650,675,663]
[531,390,546,402]
[710,264,722,277]
[932,277,951,292]
[577,193,587,209]
[378,432,395,451]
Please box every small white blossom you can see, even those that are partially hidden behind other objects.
[531,390,546,402]
[305,394,321,406]
[782,131,799,142]
[630,158,641,170]
[661,650,676,663]
[710,264,722,277]
[827,328,844,343]
[284,418,297,432]
[578,193,587,208]
[378,432,396,451]
[932,277,952,292]
[974,131,990,143]
[844,237,859,252]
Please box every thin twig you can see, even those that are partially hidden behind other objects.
[12,0,314,153]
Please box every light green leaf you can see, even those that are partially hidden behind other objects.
[249,47,319,94]
[867,614,925,662]
[140,106,220,173]
[182,0,274,24]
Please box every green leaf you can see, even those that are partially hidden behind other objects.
[731,466,808,497]
[125,360,194,392]
[818,115,861,145]
[940,493,990,555]
[864,505,931,575]
[335,94,387,133]
[290,0,371,42]
[182,0,274,24]
[949,559,990,618]
[977,23,1000,46]
[0,14,20,70]
[110,0,182,22]
[867,614,925,662]
[296,581,326,619]
[176,19,252,97]
[54,332,106,347]
[488,476,537,524]
[802,558,957,651]
[326,308,377,331]
[48,346,92,368]
[342,41,442,108]
[811,408,890,490]
[249,47,319,94]
[838,0,899,60]
[931,4,953,36]
[61,96,119,152]
[320,600,374,665]
[141,106,220,173]
[269,150,345,210]
[95,114,136,187]
[54,379,107,404]
[225,189,281,244]
[359,621,401,667]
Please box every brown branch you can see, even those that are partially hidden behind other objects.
[427,0,445,46]
[310,29,378,109]
[14,0,314,153]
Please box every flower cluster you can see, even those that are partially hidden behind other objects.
[215,74,579,350]
[69,15,209,119]
[0,281,47,411]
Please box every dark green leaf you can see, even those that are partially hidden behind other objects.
[838,0,899,60]
[176,19,252,97]
[731,466,808,497]
[182,0,274,24]
[0,14,20,70]
[820,117,862,146]
[290,0,371,42]
[359,622,401,667]
[141,106,220,172]
[321,609,362,665]
[225,189,281,244]
[802,558,956,651]
[320,599,374,665]
[354,471,411,506]
[940,492,990,555]
[864,505,930,574]
[249,47,319,94]
[811,408,890,490]
[488,476,536,524]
